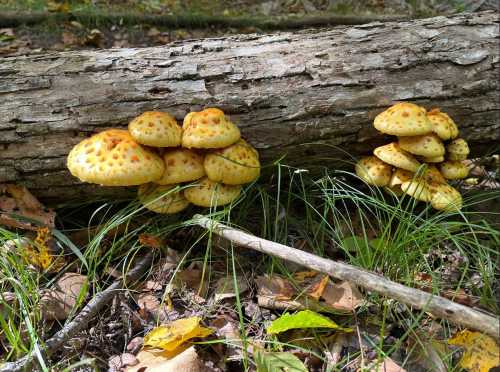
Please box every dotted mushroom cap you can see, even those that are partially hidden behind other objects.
[428,182,462,211]
[67,129,164,186]
[447,138,470,161]
[401,179,432,202]
[204,139,260,185]
[355,156,392,187]
[128,111,182,147]
[156,149,205,185]
[138,183,190,214]
[374,102,432,136]
[427,108,459,140]
[184,177,241,207]
[182,108,241,149]
[398,133,445,158]
[389,168,414,188]
[439,161,469,180]
[423,165,447,184]
[374,142,421,172]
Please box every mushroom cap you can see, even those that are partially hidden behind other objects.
[67,129,164,186]
[398,133,445,157]
[447,138,470,161]
[182,108,241,149]
[128,111,182,147]
[373,142,421,172]
[422,155,445,163]
[184,177,241,207]
[439,161,469,179]
[428,182,462,211]
[373,102,432,136]
[389,168,414,188]
[427,108,459,140]
[204,140,260,185]
[355,156,392,186]
[400,179,432,202]
[138,183,190,214]
[423,165,447,184]
[156,149,205,185]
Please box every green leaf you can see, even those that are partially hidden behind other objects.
[255,351,308,372]
[266,310,350,335]
[341,236,370,252]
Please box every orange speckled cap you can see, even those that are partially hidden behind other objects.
[428,182,462,211]
[156,149,205,185]
[401,179,432,202]
[182,108,240,149]
[389,168,414,188]
[204,140,260,185]
[184,177,241,207]
[129,111,182,147]
[138,183,190,214]
[374,102,432,136]
[67,129,164,186]
[427,108,459,140]
[398,133,445,158]
[446,138,470,161]
[374,142,421,172]
[355,156,392,187]
[423,165,446,184]
[439,161,469,180]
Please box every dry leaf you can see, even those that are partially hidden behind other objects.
[144,317,212,353]
[321,280,363,311]
[40,272,88,320]
[369,357,407,372]
[21,227,64,271]
[139,233,165,249]
[108,353,138,372]
[255,275,295,300]
[406,333,447,372]
[126,346,201,372]
[307,275,330,300]
[136,293,168,322]
[175,267,208,297]
[214,275,249,302]
[448,330,499,372]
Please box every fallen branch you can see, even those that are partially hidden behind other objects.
[194,215,499,340]
[0,252,154,372]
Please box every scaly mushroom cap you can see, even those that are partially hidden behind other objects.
[182,108,241,149]
[400,179,432,202]
[184,177,241,207]
[67,129,164,186]
[138,184,190,214]
[373,102,432,136]
[389,168,414,188]
[439,161,469,179]
[427,108,459,140]
[204,140,260,185]
[374,142,421,172]
[428,182,462,211]
[447,138,470,161]
[128,111,182,147]
[423,165,447,184]
[422,155,445,163]
[398,133,445,158]
[156,149,205,185]
[355,156,392,186]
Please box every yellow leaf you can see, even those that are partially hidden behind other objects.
[448,330,499,372]
[144,317,212,352]
[22,227,64,272]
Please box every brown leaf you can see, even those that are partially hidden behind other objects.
[40,273,87,320]
[139,233,165,249]
[108,353,138,372]
[370,358,407,372]
[136,293,168,322]
[321,280,363,311]
[126,346,201,372]
[175,266,208,297]
[307,275,330,300]
[255,275,295,301]
[214,275,249,302]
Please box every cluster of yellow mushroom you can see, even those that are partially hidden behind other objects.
[355,102,470,211]
[67,108,260,213]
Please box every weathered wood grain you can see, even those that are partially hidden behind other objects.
[1,11,498,202]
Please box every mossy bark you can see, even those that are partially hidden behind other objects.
[0,11,498,203]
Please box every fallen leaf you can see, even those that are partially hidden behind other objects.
[369,357,407,372]
[448,330,499,372]
[139,233,165,249]
[406,333,447,372]
[126,346,201,372]
[136,293,168,322]
[255,275,295,301]
[266,310,351,335]
[175,266,208,297]
[306,275,330,300]
[214,275,249,302]
[321,280,364,311]
[254,350,308,372]
[144,317,212,353]
[21,227,65,271]
[108,353,138,372]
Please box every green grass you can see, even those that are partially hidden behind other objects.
[0,163,498,369]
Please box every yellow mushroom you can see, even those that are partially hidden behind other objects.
[374,102,432,136]
[355,156,392,187]
[138,183,190,214]
[374,142,421,172]
[128,111,182,147]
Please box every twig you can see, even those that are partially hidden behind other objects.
[194,215,499,340]
[0,252,154,372]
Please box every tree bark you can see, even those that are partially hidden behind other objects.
[1,11,498,203]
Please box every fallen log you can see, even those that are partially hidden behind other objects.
[1,11,498,203]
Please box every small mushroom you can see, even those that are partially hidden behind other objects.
[128,111,182,147]
[400,179,432,202]
[373,142,421,172]
[156,149,205,185]
[423,165,447,184]
[422,155,445,163]
[427,108,459,140]
[398,133,445,158]
[182,108,241,149]
[439,161,469,180]
[184,177,241,207]
[374,102,432,136]
[386,168,414,195]
[446,138,470,161]
[138,183,190,214]
[67,129,164,186]
[204,140,260,185]
[428,182,462,211]
[355,156,392,186]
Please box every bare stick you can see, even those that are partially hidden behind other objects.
[194,215,499,340]
[0,252,154,372]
